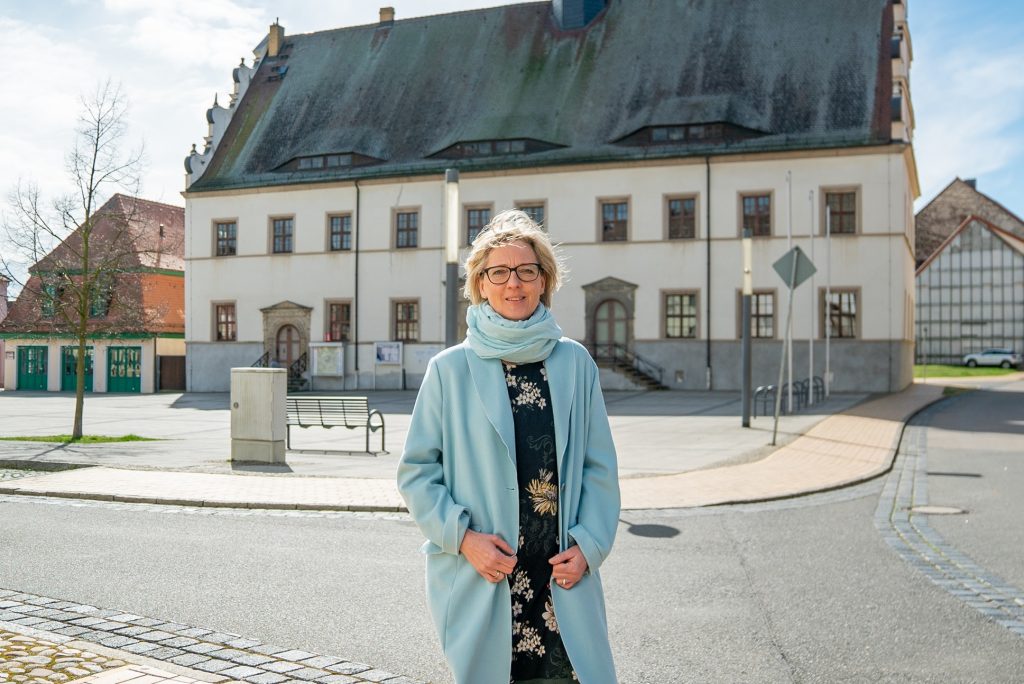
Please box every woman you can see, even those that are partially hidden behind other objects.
[397,209,620,684]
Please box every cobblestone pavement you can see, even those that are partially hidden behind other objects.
[874,397,1024,638]
[0,628,127,683]
[0,592,423,684]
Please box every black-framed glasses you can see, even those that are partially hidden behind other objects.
[481,263,542,285]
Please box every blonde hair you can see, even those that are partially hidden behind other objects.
[463,209,565,307]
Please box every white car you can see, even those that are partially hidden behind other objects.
[962,349,1021,368]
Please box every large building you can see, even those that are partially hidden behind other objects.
[183,0,919,393]
[915,181,1024,364]
[0,195,185,393]
[0,276,8,388]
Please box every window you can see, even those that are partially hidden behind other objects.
[215,303,237,341]
[667,196,697,239]
[751,292,775,338]
[89,279,112,318]
[395,211,418,249]
[215,221,237,256]
[393,300,419,342]
[601,200,629,242]
[327,301,351,342]
[517,203,546,228]
[272,217,293,253]
[467,207,491,245]
[825,191,857,235]
[328,214,352,251]
[664,293,698,338]
[741,194,772,237]
[41,283,60,318]
[823,290,858,338]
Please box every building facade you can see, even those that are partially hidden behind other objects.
[0,195,186,393]
[915,216,1024,364]
[183,0,919,394]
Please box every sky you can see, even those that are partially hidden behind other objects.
[0,0,1022,274]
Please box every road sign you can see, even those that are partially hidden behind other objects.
[772,246,817,289]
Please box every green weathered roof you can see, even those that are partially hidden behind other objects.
[189,0,893,192]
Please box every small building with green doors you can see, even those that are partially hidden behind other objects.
[0,195,184,393]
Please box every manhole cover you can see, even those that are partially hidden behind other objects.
[910,505,966,515]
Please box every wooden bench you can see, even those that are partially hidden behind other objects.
[285,396,386,454]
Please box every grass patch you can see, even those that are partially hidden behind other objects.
[942,386,972,397]
[913,364,1018,378]
[0,434,158,444]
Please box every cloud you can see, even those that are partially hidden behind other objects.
[912,12,1024,210]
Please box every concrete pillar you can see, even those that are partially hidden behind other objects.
[230,367,286,463]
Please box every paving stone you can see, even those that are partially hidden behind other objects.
[351,671,396,683]
[249,645,291,657]
[183,643,224,655]
[313,676,358,684]
[297,657,341,670]
[113,626,156,638]
[194,660,239,674]
[244,673,290,684]
[273,651,317,663]
[159,637,199,649]
[177,628,213,639]
[220,666,263,679]
[138,646,185,661]
[208,649,247,661]
[98,636,138,649]
[284,668,328,681]
[168,654,213,668]
[261,662,303,675]
[202,633,242,645]
[227,654,275,668]
[324,663,370,676]
[376,677,423,684]
[224,638,262,650]
[136,630,176,642]
[153,622,190,633]
[122,643,160,655]
[68,617,106,628]
[13,618,45,627]
[124,617,164,627]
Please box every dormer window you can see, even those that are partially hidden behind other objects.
[616,122,764,147]
[278,152,381,172]
[431,138,562,159]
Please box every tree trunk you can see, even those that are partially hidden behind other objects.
[73,333,86,440]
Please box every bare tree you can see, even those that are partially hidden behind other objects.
[0,80,154,439]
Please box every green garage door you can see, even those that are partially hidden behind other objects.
[61,346,94,392]
[107,346,142,393]
[16,346,49,390]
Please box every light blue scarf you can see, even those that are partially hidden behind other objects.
[466,302,563,363]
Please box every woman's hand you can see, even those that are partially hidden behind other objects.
[460,530,517,583]
[549,545,588,590]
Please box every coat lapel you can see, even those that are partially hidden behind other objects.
[545,341,575,474]
[465,348,516,464]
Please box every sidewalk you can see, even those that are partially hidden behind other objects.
[0,379,987,511]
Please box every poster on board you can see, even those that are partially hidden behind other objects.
[309,343,345,376]
[374,341,403,365]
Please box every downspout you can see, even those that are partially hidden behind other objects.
[705,156,712,390]
[354,180,361,389]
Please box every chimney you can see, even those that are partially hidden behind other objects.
[268,20,284,57]
[553,0,606,30]
[964,178,977,189]
[380,7,395,26]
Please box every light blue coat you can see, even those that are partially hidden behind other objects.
[397,338,620,684]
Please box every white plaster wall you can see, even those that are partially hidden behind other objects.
[185,150,915,389]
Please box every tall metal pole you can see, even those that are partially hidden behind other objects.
[808,190,815,404]
[444,169,460,347]
[741,228,753,427]
[772,253,798,446]
[825,205,832,397]
[786,171,793,412]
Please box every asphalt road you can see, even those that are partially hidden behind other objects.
[2,382,1023,682]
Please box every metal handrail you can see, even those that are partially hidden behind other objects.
[590,343,664,384]
[289,352,308,381]
[251,351,270,367]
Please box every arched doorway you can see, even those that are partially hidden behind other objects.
[594,299,627,357]
[276,324,300,367]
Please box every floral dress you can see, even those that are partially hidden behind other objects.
[503,361,577,684]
